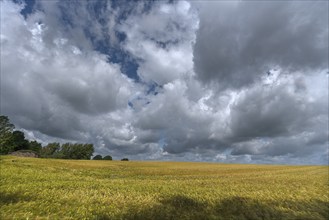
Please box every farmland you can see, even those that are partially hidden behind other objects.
[0,156,328,220]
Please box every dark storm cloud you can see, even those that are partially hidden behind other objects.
[193,1,328,90]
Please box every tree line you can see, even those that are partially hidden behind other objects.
[0,115,94,160]
[40,142,94,160]
[0,115,130,161]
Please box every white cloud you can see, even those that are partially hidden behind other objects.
[119,1,198,85]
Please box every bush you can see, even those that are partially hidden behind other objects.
[93,155,103,160]
[121,158,129,161]
[103,155,112,160]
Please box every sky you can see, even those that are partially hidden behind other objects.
[1,0,328,164]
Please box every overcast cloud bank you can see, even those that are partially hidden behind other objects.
[1,0,328,164]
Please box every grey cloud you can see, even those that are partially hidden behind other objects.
[135,130,162,144]
[232,133,328,159]
[193,1,328,90]
[307,131,328,146]
[47,58,131,115]
[227,73,328,157]
[230,137,299,157]
[95,132,160,158]
[229,84,303,140]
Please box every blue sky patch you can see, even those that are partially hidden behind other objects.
[15,0,35,18]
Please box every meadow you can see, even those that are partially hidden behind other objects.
[0,156,328,220]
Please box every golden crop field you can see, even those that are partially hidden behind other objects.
[0,156,328,220]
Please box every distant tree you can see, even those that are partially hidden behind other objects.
[40,142,60,158]
[60,143,73,159]
[0,115,14,135]
[103,155,112,160]
[82,144,94,160]
[93,155,103,160]
[12,131,29,151]
[28,140,42,153]
[121,158,129,161]
[0,115,15,154]
[1,115,40,154]
[60,143,94,160]
[0,115,95,159]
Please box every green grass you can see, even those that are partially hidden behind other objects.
[0,156,328,220]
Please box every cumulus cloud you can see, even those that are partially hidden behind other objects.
[1,0,328,164]
[119,0,198,84]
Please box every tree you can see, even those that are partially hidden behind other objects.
[40,143,94,159]
[1,115,40,154]
[93,155,103,160]
[40,142,60,158]
[11,131,29,151]
[103,155,112,160]
[85,144,94,159]
[28,140,42,153]
[60,143,94,160]
[76,144,94,160]
[0,115,15,154]
[121,158,129,161]
[0,115,95,159]
[0,115,14,134]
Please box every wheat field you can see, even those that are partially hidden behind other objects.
[0,156,328,219]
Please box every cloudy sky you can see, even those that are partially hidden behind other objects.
[1,0,328,164]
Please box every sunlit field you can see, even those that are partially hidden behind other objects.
[0,156,328,220]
